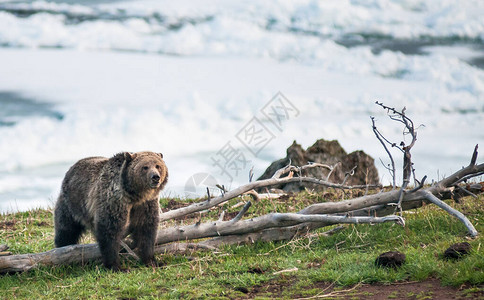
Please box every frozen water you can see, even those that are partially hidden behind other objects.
[0,0,482,212]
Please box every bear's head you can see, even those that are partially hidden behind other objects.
[120,151,168,199]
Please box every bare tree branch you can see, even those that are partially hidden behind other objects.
[371,116,397,188]
[231,201,252,222]
[406,176,427,193]
[120,240,140,261]
[159,172,380,222]
[456,185,478,199]
[374,102,420,213]
[439,145,482,187]
[155,213,404,245]
[422,190,478,237]
[272,162,332,179]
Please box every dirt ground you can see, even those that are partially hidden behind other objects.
[245,278,484,299]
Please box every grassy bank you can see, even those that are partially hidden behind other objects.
[1,191,483,299]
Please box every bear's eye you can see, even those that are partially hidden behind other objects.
[156,165,161,169]
[142,166,149,171]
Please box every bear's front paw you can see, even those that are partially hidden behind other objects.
[103,261,122,272]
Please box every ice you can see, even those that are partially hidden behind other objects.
[0,0,483,212]
[1,0,484,55]
[0,47,482,212]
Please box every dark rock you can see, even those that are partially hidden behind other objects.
[444,242,471,259]
[258,139,379,192]
[307,139,347,157]
[375,251,406,268]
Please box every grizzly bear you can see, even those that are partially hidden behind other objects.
[54,151,168,270]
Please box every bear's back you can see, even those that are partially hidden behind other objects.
[59,156,109,226]
[63,156,108,190]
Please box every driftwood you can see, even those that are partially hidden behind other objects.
[1,103,483,273]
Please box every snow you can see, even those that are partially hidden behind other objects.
[0,0,483,212]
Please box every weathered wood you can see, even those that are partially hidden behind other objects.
[299,155,484,216]
[202,182,482,247]
[0,244,101,273]
[159,174,380,222]
[0,242,219,274]
[155,213,404,245]
[197,199,425,247]
[423,190,478,237]
[155,242,218,254]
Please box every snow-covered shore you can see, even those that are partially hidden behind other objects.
[0,0,482,212]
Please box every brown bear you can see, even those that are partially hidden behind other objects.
[54,151,168,270]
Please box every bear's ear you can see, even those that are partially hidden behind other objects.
[158,153,164,159]
[112,152,135,166]
[124,152,136,163]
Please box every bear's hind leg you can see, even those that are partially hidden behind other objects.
[54,204,85,247]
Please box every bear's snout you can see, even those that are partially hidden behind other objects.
[151,173,160,182]
[149,172,161,188]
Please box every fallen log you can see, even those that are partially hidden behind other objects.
[201,182,483,247]
[158,170,381,222]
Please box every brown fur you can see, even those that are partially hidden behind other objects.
[54,151,168,270]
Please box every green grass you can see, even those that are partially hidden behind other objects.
[1,191,483,299]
